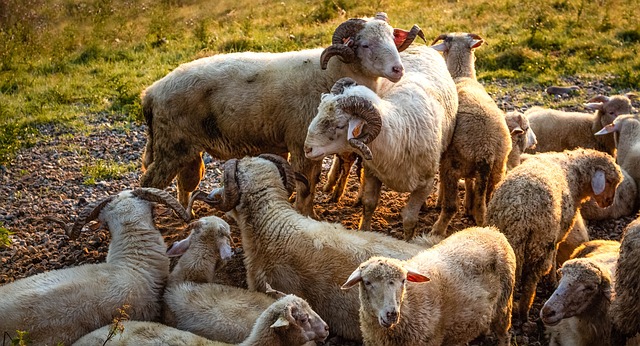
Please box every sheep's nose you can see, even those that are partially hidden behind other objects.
[540,306,556,319]
[304,146,312,154]
[386,310,398,322]
[392,65,404,74]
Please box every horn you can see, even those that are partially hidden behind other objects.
[265,283,288,299]
[467,33,484,41]
[131,188,191,223]
[396,25,426,52]
[320,45,358,70]
[258,154,296,195]
[209,159,241,212]
[43,216,71,234]
[431,33,448,46]
[374,12,389,23]
[320,18,366,70]
[331,77,358,95]
[185,190,209,217]
[68,196,115,239]
[588,95,610,103]
[331,18,366,45]
[339,95,382,161]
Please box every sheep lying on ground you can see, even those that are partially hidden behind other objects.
[304,45,458,240]
[541,239,620,346]
[202,154,428,341]
[504,111,537,170]
[74,293,329,346]
[486,148,622,323]
[139,13,425,217]
[610,216,640,345]
[341,226,516,346]
[0,188,190,345]
[581,168,638,220]
[525,93,635,156]
[429,32,511,235]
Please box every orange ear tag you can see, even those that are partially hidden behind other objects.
[352,122,363,138]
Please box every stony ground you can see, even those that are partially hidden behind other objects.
[0,80,637,345]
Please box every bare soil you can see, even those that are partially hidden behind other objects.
[1,82,637,345]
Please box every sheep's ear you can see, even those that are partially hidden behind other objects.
[595,123,617,136]
[167,237,191,257]
[406,267,430,283]
[431,42,447,52]
[591,170,606,195]
[271,305,294,329]
[470,39,483,49]
[218,239,234,260]
[510,126,524,135]
[341,267,363,290]
[393,28,409,48]
[584,102,604,111]
[348,118,365,140]
[626,92,638,101]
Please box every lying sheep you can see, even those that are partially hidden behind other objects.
[541,239,620,346]
[341,226,516,346]
[202,154,428,341]
[525,93,635,156]
[581,168,638,220]
[304,45,458,239]
[504,111,537,170]
[74,293,330,346]
[429,33,511,234]
[139,13,425,217]
[610,216,640,345]
[486,148,622,323]
[0,188,190,345]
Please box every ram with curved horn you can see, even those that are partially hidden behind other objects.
[305,43,458,240]
[0,188,189,345]
[139,12,425,219]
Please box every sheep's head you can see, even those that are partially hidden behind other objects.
[68,188,190,239]
[431,32,485,79]
[167,216,234,277]
[268,295,330,344]
[320,13,425,83]
[576,149,623,208]
[305,77,382,161]
[341,256,429,329]
[585,94,635,131]
[505,111,537,153]
[540,259,612,326]
[205,154,296,212]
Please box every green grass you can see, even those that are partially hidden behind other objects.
[0,224,13,248]
[81,159,137,185]
[1,0,639,164]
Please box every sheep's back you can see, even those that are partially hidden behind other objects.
[526,108,597,153]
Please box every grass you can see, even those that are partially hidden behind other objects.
[0,0,639,164]
[81,159,137,185]
[0,224,13,248]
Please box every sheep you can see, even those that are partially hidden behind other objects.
[541,239,620,346]
[201,154,429,342]
[580,167,638,220]
[429,32,512,235]
[525,93,635,156]
[0,188,190,346]
[74,293,330,346]
[486,148,623,324]
[138,13,426,218]
[504,111,537,170]
[304,45,458,240]
[610,216,640,345]
[341,226,516,346]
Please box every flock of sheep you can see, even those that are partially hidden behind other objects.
[1,12,639,346]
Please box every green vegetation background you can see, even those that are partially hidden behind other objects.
[1,0,639,165]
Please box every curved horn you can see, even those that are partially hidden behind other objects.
[208,159,241,212]
[338,95,382,161]
[396,25,426,52]
[258,154,296,195]
[331,18,366,45]
[131,188,191,223]
[320,45,358,70]
[588,95,610,103]
[331,77,358,95]
[430,33,448,46]
[374,12,389,23]
[320,18,366,70]
[43,216,71,234]
[186,190,209,217]
[69,196,115,239]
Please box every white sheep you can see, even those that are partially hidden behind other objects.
[429,32,512,235]
[486,148,623,324]
[202,154,428,342]
[139,13,425,217]
[504,111,537,170]
[341,226,516,346]
[525,93,635,156]
[304,45,458,240]
[541,240,620,346]
[74,293,330,346]
[0,188,190,345]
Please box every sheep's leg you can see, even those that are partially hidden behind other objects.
[486,157,506,203]
[464,178,475,218]
[291,153,322,218]
[329,153,357,203]
[359,169,382,232]
[323,155,342,193]
[471,161,491,226]
[402,182,433,240]
[431,168,460,237]
[518,259,546,323]
[139,158,182,193]
[176,154,205,209]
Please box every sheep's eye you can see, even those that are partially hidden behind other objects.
[361,44,369,49]
[584,286,595,292]
[300,314,309,324]
[364,280,371,286]
[389,281,395,286]
[401,279,406,285]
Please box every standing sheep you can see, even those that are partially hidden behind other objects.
[202,154,428,341]
[304,44,458,240]
[74,293,330,346]
[0,188,190,345]
[139,13,425,217]
[525,93,635,156]
[429,32,511,235]
[486,148,622,324]
[541,240,620,346]
[341,226,516,346]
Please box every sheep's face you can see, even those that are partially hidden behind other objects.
[540,260,608,326]
[505,111,537,153]
[305,97,351,160]
[590,168,621,208]
[355,20,404,82]
[271,296,329,344]
[585,95,633,129]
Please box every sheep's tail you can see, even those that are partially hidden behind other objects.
[141,89,154,171]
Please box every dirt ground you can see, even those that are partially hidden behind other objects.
[0,85,637,345]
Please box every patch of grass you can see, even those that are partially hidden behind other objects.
[81,159,137,185]
[0,224,13,248]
